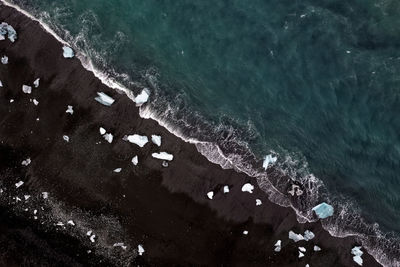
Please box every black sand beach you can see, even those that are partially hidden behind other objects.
[0,4,381,266]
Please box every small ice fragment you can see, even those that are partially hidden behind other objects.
[162,161,169,167]
[15,181,24,188]
[300,14,306,18]
[24,195,30,200]
[346,50,351,54]
[256,199,262,206]
[103,133,113,143]
[36,118,39,121]
[299,247,306,252]
[352,246,364,265]
[56,222,64,226]
[127,134,148,147]
[42,192,49,199]
[67,220,75,226]
[151,135,161,146]
[66,105,74,114]
[99,127,106,135]
[15,197,21,202]
[1,55,8,64]
[95,92,115,106]
[353,256,363,266]
[263,154,277,170]
[274,240,281,252]
[138,244,145,255]
[299,251,305,258]
[243,230,248,235]
[304,230,315,241]
[9,99,14,103]
[134,88,150,106]
[33,99,39,105]
[63,135,70,142]
[113,168,122,173]
[306,265,310,267]
[207,191,214,200]
[0,80,2,87]
[22,158,31,166]
[288,230,304,242]
[33,209,37,215]
[312,202,334,219]
[0,23,17,42]
[152,152,174,161]
[86,230,92,236]
[313,245,321,251]
[241,183,254,193]
[223,185,230,193]
[131,155,138,166]
[33,78,40,88]
[62,46,74,58]
[113,243,127,250]
[22,85,32,94]
[90,235,96,243]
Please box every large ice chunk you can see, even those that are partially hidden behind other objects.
[0,80,3,87]
[288,230,304,242]
[274,240,281,252]
[303,230,315,241]
[62,46,74,58]
[95,92,115,106]
[312,202,334,219]
[152,152,173,161]
[127,134,148,147]
[151,135,161,146]
[0,22,17,42]
[1,55,8,64]
[134,88,150,106]
[263,154,277,170]
[241,183,254,193]
[351,246,363,266]
[22,85,32,94]
[131,155,138,166]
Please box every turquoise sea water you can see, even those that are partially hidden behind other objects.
[7,0,400,263]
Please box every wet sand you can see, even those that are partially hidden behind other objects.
[0,4,381,266]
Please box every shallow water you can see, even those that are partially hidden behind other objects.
[8,0,400,257]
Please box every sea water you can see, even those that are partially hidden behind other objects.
[6,0,400,264]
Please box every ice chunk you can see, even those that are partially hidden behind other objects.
[351,246,363,265]
[22,85,32,94]
[0,22,17,42]
[138,244,145,255]
[95,92,115,106]
[0,80,3,87]
[10,99,14,103]
[67,220,75,226]
[134,88,150,106]
[56,222,64,226]
[1,55,8,64]
[33,78,40,88]
[113,168,122,173]
[288,230,304,242]
[42,192,49,199]
[256,199,262,206]
[62,46,74,58]
[152,152,174,161]
[151,135,161,146]
[63,135,69,142]
[66,105,74,114]
[314,245,321,251]
[22,158,31,166]
[299,251,304,258]
[89,235,96,243]
[15,181,24,188]
[99,127,106,135]
[33,99,39,105]
[24,195,30,200]
[207,191,214,200]
[312,202,334,219]
[243,230,248,235]
[299,247,306,252]
[353,256,363,266]
[263,154,277,170]
[303,230,315,241]
[223,185,230,193]
[241,183,254,193]
[306,265,310,267]
[127,134,148,147]
[131,155,138,166]
[86,230,92,236]
[103,133,113,143]
[162,161,168,167]
[274,240,281,252]
[113,243,127,250]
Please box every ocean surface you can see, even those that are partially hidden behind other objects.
[6,0,400,264]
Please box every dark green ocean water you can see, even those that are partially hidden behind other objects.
[7,0,400,262]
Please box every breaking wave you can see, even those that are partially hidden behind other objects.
[1,0,399,266]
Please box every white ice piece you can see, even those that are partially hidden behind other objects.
[24,195,30,200]
[67,220,75,226]
[66,105,74,114]
[10,99,14,103]
[63,135,70,142]
[113,243,127,250]
[314,245,321,251]
[42,192,49,199]
[353,256,363,266]
[0,22,17,42]
[351,246,363,266]
[95,92,115,106]
[127,134,148,147]
[152,152,174,161]
[33,78,40,88]
[131,155,138,166]
[90,235,96,243]
[1,55,8,64]
[22,158,31,166]
[223,185,230,193]
[134,88,150,106]
[304,230,315,241]
[274,240,281,252]
[22,85,32,94]
[62,46,74,58]
[138,244,145,255]
[241,183,254,193]
[33,99,39,105]
[288,230,304,242]
[299,247,306,252]
[15,181,24,188]
[312,202,334,219]
[99,127,106,135]
[113,168,122,173]
[256,199,262,206]
[207,191,214,200]
[103,133,113,143]
[299,251,305,258]
[263,154,277,170]
[243,230,248,235]
[86,230,92,236]
[0,80,2,87]
[56,222,64,226]
[151,135,162,146]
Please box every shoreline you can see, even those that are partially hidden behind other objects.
[0,2,386,266]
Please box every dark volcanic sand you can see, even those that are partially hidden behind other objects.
[0,4,381,267]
